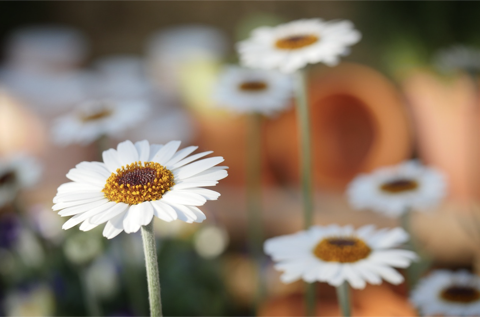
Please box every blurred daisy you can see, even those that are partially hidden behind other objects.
[264,224,417,289]
[347,161,447,217]
[0,154,41,208]
[435,45,480,74]
[237,18,361,73]
[53,140,227,239]
[411,270,480,316]
[214,65,293,115]
[52,99,149,146]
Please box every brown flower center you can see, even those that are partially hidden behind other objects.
[313,237,371,263]
[440,286,480,304]
[380,179,419,194]
[102,162,175,205]
[80,108,113,122]
[238,81,268,92]
[0,171,16,186]
[275,34,319,50]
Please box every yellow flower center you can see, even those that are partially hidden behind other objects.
[238,81,268,92]
[102,162,175,205]
[380,178,419,194]
[440,286,480,304]
[0,171,16,186]
[313,237,371,263]
[275,34,319,50]
[80,108,113,122]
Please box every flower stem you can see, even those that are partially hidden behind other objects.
[246,113,266,309]
[141,221,163,317]
[336,282,351,317]
[401,208,417,290]
[294,69,316,316]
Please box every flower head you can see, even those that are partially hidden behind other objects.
[0,154,41,208]
[411,270,480,316]
[53,140,227,239]
[347,160,447,217]
[214,65,293,116]
[237,18,361,73]
[52,99,149,146]
[264,224,417,289]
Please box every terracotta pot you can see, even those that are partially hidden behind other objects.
[258,283,416,317]
[265,63,413,191]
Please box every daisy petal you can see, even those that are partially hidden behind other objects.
[152,140,181,165]
[103,211,127,239]
[151,201,177,222]
[102,149,122,173]
[174,157,224,179]
[90,202,129,225]
[162,190,207,206]
[135,140,150,162]
[117,140,139,166]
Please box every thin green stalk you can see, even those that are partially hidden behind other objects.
[294,70,316,316]
[141,221,163,317]
[80,266,101,316]
[335,282,351,317]
[401,208,418,290]
[246,113,266,309]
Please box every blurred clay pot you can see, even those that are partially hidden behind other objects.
[258,283,416,317]
[265,63,413,191]
[0,90,46,156]
[402,70,480,202]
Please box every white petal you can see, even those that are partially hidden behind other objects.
[148,144,164,161]
[75,162,110,178]
[103,211,127,239]
[174,157,224,179]
[172,181,219,190]
[165,146,198,168]
[162,190,207,206]
[66,169,105,187]
[54,191,105,204]
[343,264,366,289]
[117,140,139,166]
[58,198,109,216]
[162,202,197,223]
[181,169,228,182]
[90,202,129,225]
[102,149,122,173]
[183,188,220,200]
[171,151,213,170]
[79,218,99,231]
[152,140,181,165]
[53,196,105,211]
[151,201,177,222]
[62,204,111,230]
[123,204,153,233]
[57,182,102,193]
[135,140,150,162]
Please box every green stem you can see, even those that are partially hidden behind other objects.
[141,221,163,317]
[401,208,417,290]
[294,70,316,316]
[336,282,351,317]
[246,113,266,309]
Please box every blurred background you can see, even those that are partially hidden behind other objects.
[1,1,480,316]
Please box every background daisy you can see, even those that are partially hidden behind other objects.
[0,154,41,208]
[347,160,447,217]
[214,65,292,116]
[237,18,361,73]
[264,224,417,289]
[53,140,228,239]
[51,99,149,146]
[435,45,480,74]
[411,270,480,316]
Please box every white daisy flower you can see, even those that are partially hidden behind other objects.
[0,154,41,208]
[435,45,480,74]
[51,99,149,146]
[347,160,447,218]
[53,140,228,239]
[214,65,293,116]
[237,18,361,73]
[411,270,480,316]
[265,224,417,289]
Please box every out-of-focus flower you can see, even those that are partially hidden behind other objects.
[85,256,119,299]
[146,25,227,93]
[435,45,480,75]
[237,18,361,73]
[214,65,292,116]
[264,224,417,289]
[0,26,90,116]
[27,204,65,244]
[4,283,55,317]
[411,270,480,316]
[0,154,41,208]
[194,224,229,259]
[54,140,228,239]
[347,160,447,217]
[63,230,102,265]
[51,99,149,146]
[15,227,45,269]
